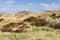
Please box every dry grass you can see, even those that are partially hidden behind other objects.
[0,10,60,40]
[0,26,60,40]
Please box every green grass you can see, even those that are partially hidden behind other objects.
[0,26,60,40]
[0,32,2,40]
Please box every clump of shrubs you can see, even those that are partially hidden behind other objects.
[50,13,60,19]
[31,18,48,26]
[2,22,30,32]
[0,18,4,22]
[49,20,60,29]
[23,16,36,22]
[23,16,49,26]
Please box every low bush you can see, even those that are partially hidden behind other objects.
[49,20,60,29]
[2,22,30,32]
[0,18,4,22]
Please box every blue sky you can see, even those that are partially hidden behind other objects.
[0,0,60,13]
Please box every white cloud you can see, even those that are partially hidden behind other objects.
[0,1,60,13]
[37,2,60,11]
